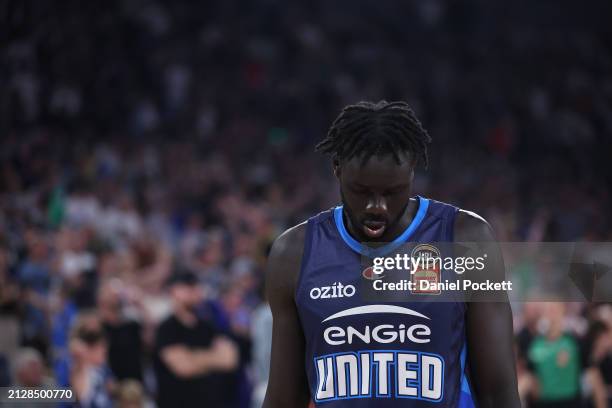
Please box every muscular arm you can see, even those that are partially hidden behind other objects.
[161,345,217,378]
[263,223,311,408]
[161,337,238,378]
[455,210,520,407]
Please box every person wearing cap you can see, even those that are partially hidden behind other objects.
[153,270,238,408]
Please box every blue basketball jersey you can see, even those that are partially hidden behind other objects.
[295,196,476,407]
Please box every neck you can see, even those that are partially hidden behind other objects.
[101,310,121,325]
[174,305,197,327]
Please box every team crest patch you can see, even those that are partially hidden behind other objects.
[410,244,441,295]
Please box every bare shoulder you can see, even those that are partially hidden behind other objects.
[269,221,308,261]
[266,221,308,301]
[454,209,496,241]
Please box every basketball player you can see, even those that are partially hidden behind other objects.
[263,101,520,407]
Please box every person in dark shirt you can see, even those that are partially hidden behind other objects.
[98,280,146,382]
[517,302,541,361]
[154,270,238,408]
[581,319,612,408]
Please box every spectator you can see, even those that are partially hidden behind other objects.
[528,302,581,408]
[518,302,542,359]
[250,283,272,408]
[582,319,612,408]
[18,229,51,357]
[116,379,155,408]
[153,270,238,408]
[11,347,54,387]
[5,348,55,408]
[98,279,147,382]
[50,283,79,388]
[69,312,115,408]
[515,340,539,407]
[201,283,253,408]
[0,246,20,381]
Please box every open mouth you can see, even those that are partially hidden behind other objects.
[362,220,387,239]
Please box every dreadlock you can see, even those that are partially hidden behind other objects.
[315,100,432,168]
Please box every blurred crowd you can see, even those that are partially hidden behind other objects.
[514,302,612,408]
[2,0,612,407]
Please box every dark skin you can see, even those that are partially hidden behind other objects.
[263,152,520,408]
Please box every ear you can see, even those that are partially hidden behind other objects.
[408,166,415,182]
[333,159,341,179]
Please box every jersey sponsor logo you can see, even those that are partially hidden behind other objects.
[309,282,356,300]
[323,323,431,345]
[314,305,443,403]
[322,305,431,346]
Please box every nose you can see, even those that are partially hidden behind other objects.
[365,194,387,216]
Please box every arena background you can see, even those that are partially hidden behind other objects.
[2,0,612,407]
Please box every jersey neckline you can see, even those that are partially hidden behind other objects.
[333,196,430,258]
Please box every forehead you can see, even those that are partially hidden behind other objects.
[340,153,414,185]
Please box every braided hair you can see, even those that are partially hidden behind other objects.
[315,100,431,168]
